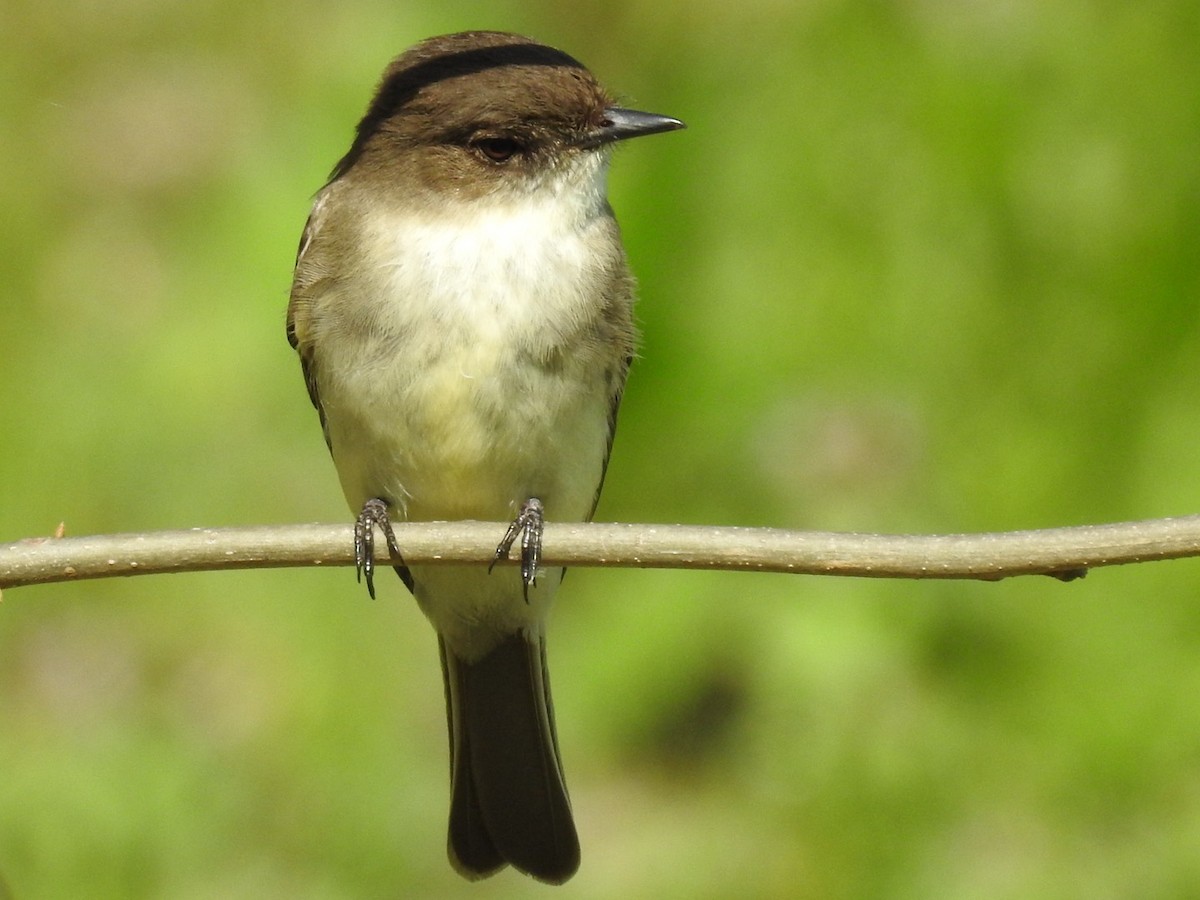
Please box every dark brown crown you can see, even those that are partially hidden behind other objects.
[332,32,613,181]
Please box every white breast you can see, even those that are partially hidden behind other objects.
[314,159,618,526]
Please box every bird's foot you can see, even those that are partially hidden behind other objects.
[354,497,402,599]
[489,497,544,603]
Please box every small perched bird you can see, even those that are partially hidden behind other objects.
[287,31,682,883]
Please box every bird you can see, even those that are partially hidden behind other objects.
[286,31,683,883]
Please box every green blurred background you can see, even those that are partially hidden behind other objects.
[3,1,1200,897]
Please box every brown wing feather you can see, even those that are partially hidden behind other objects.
[287,194,333,449]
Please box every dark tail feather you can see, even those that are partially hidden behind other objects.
[440,631,580,884]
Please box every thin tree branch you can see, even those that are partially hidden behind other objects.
[2,516,1199,591]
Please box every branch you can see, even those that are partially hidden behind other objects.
[2,516,1199,591]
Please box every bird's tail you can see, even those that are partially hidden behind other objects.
[439,630,580,884]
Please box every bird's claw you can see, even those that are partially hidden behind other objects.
[488,497,544,603]
[354,497,401,599]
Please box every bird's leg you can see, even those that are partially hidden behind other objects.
[489,497,544,603]
[354,497,402,599]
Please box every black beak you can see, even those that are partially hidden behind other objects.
[577,107,685,149]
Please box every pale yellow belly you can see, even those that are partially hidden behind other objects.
[326,340,611,527]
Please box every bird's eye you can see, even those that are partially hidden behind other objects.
[473,137,522,163]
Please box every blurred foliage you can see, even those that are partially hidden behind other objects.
[3,1,1200,897]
